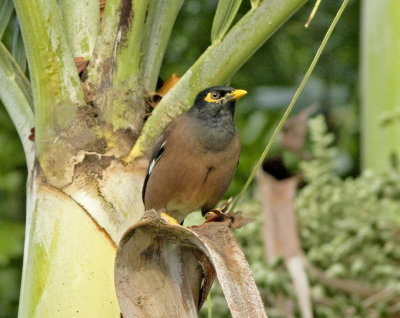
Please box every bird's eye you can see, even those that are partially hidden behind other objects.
[211,91,220,99]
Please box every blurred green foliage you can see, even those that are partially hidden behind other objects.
[297,116,400,317]
[197,116,400,318]
[0,0,363,316]
[0,105,26,318]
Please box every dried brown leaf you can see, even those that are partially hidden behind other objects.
[257,168,313,318]
[115,209,267,318]
[280,105,316,157]
[74,57,89,74]
[100,0,106,21]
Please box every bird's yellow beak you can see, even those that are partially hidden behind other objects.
[225,89,247,102]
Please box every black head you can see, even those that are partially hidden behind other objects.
[191,86,247,119]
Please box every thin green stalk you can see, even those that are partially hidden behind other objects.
[207,293,213,318]
[231,0,349,211]
[305,0,322,27]
[126,0,308,162]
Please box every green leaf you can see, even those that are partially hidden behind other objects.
[0,0,14,39]
[211,0,242,44]
[12,18,26,73]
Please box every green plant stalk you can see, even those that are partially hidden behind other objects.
[0,42,34,164]
[231,0,349,211]
[13,0,85,161]
[211,0,242,44]
[305,0,322,27]
[86,0,120,85]
[207,293,213,318]
[142,0,183,92]
[361,0,400,172]
[126,0,308,161]
[87,0,150,132]
[100,0,150,131]
[60,0,99,60]
[112,0,149,88]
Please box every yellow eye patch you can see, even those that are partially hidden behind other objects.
[204,92,224,103]
[204,89,247,103]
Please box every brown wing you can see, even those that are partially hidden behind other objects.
[142,118,179,203]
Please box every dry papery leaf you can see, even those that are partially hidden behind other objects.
[256,166,312,318]
[100,0,106,21]
[280,105,316,158]
[74,57,89,74]
[115,209,267,318]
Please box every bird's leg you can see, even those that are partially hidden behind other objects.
[203,198,233,223]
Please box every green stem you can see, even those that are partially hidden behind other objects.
[86,0,120,86]
[13,0,85,144]
[0,42,34,164]
[126,0,308,161]
[87,0,150,132]
[14,0,85,184]
[103,0,149,131]
[60,0,99,59]
[231,0,349,211]
[142,0,183,92]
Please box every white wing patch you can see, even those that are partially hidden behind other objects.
[148,141,166,176]
[148,158,156,175]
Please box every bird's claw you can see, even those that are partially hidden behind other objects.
[202,198,254,229]
[203,198,233,223]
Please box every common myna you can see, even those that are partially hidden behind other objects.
[142,86,247,223]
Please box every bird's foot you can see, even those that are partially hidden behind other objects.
[160,212,180,225]
[201,198,254,229]
[203,198,232,224]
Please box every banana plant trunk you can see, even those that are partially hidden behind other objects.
[0,0,308,316]
[361,0,400,171]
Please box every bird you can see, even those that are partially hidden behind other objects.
[142,86,247,224]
